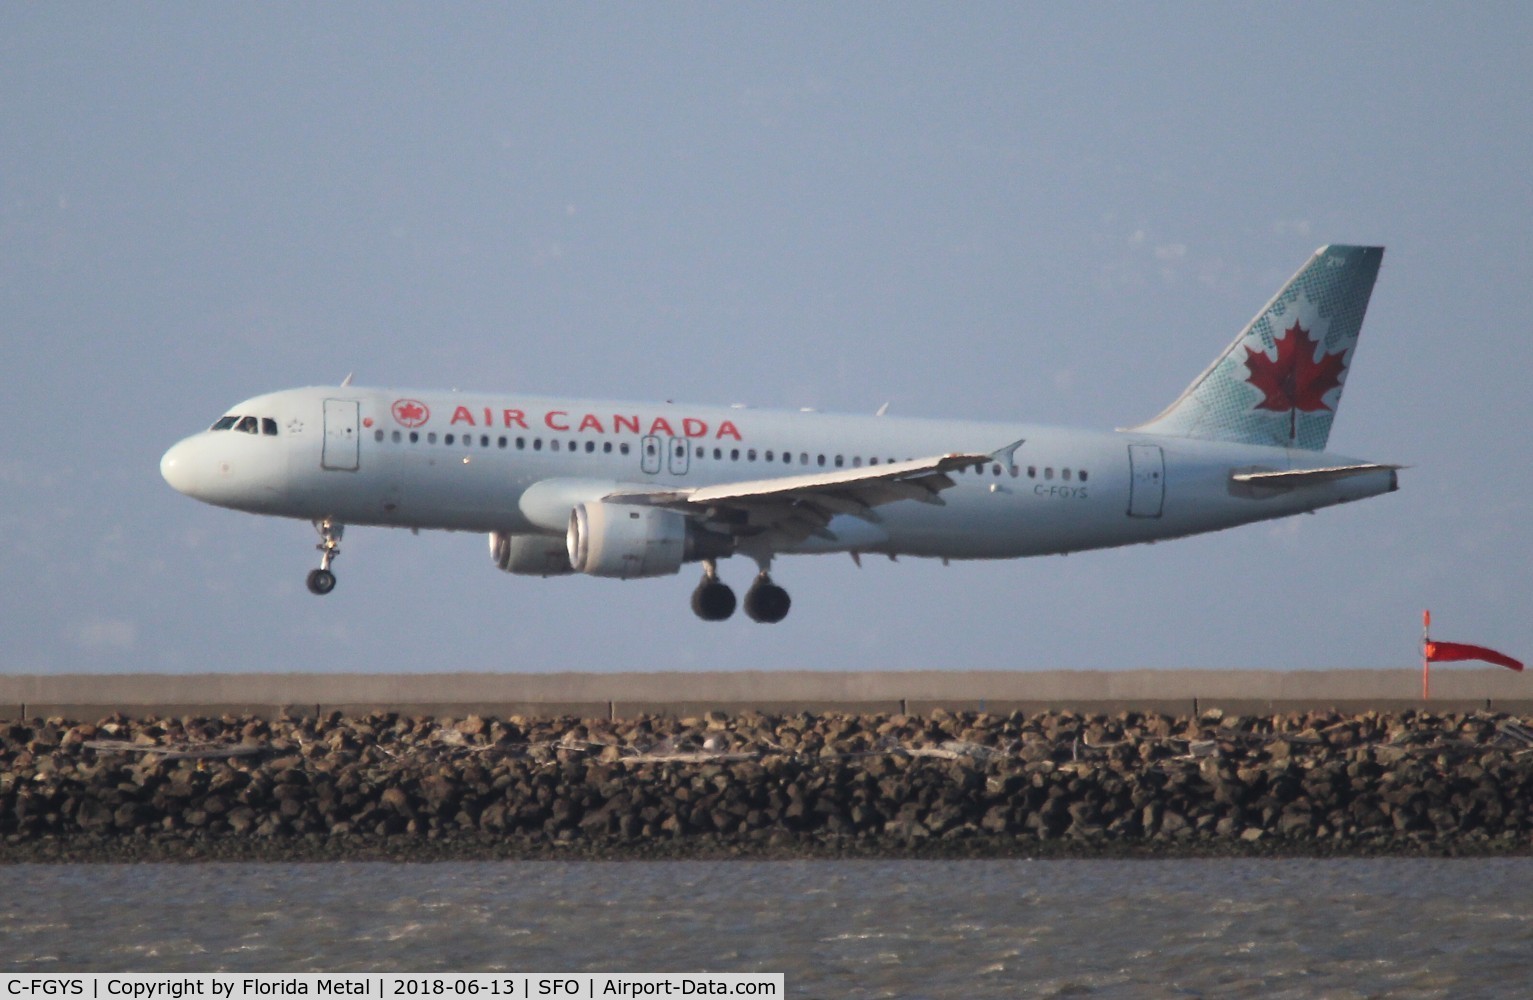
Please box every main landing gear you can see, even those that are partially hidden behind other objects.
[306,518,344,595]
[691,561,737,621]
[690,561,792,623]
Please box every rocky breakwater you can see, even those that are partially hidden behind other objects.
[3,708,1533,860]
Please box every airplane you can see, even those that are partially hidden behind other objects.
[161,244,1398,623]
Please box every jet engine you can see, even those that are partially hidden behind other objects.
[566,502,730,579]
[489,531,575,577]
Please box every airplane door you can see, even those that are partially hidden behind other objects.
[640,434,662,475]
[322,399,360,472]
[1127,444,1164,518]
[667,436,690,475]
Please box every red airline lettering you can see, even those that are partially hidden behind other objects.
[437,405,741,439]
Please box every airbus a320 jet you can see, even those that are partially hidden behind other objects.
[162,245,1398,623]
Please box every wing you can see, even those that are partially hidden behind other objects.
[606,439,1024,548]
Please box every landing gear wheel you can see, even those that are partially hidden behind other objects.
[743,575,791,623]
[308,518,344,596]
[691,579,737,621]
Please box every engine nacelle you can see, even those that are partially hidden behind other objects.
[489,531,575,577]
[567,502,690,579]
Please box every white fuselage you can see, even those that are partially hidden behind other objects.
[160,385,1396,561]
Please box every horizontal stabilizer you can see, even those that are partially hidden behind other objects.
[1231,463,1400,489]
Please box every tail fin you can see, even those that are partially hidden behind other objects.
[1131,245,1383,451]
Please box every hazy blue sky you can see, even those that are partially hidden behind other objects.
[4,4,1530,675]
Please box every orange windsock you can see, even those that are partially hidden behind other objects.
[1424,640,1523,673]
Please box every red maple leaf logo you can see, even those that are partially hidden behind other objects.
[392,399,430,428]
[1244,321,1346,415]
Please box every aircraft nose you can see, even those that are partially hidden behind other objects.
[159,437,202,497]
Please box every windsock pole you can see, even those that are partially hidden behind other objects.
[1422,609,1432,700]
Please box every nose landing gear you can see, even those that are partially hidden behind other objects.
[307,519,344,595]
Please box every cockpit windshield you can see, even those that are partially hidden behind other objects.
[209,414,279,435]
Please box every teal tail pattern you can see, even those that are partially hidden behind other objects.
[1132,245,1384,451]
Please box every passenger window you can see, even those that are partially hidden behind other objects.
[604,442,613,454]
[446,433,455,445]
[1045,467,1054,480]
[853,456,862,467]
[374,430,384,443]
[409,431,419,443]
[211,416,238,431]
[765,450,774,462]
[747,449,757,461]
[835,455,844,468]
[262,418,278,436]
[1027,466,1036,478]
[516,437,526,449]
[428,433,438,444]
[588,441,596,453]
[1080,470,1089,482]
[993,464,1001,476]
[481,435,490,447]
[696,446,705,459]
[552,439,560,452]
[817,454,826,467]
[731,448,740,461]
[498,436,507,448]
[869,457,878,465]
[392,430,401,443]
[714,448,723,460]
[533,438,542,451]
[619,443,630,455]
[1063,468,1072,481]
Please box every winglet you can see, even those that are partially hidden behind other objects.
[990,438,1026,468]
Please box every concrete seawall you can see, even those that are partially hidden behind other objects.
[1,669,1528,721]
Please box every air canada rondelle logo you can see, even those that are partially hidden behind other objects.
[392,399,430,428]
